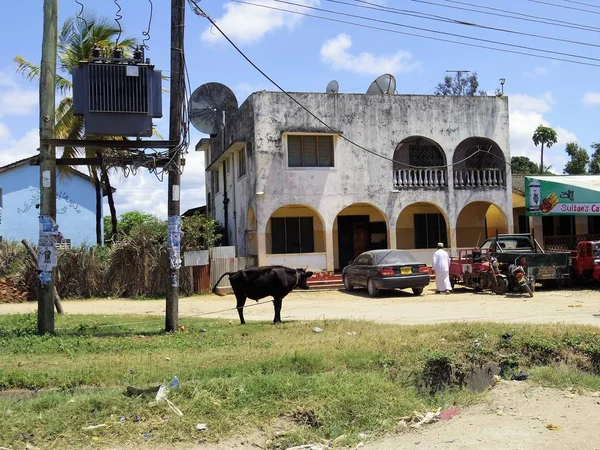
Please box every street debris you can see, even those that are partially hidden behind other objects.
[313,327,324,333]
[151,376,183,416]
[285,445,324,450]
[511,371,530,381]
[195,423,207,431]
[82,424,107,431]
[546,424,561,431]
[0,277,30,303]
[409,408,442,428]
[438,407,461,420]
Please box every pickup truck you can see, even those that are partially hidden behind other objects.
[479,233,571,287]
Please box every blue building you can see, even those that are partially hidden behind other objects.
[0,156,110,246]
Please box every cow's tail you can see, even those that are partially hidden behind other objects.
[212,272,235,296]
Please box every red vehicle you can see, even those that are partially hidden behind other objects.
[571,241,600,281]
[449,248,508,294]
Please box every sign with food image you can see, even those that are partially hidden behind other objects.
[525,176,600,216]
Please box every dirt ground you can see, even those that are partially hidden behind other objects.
[2,282,600,327]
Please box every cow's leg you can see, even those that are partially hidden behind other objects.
[235,293,247,325]
[273,296,283,324]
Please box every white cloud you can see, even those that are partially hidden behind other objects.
[0,69,39,118]
[509,92,554,113]
[582,92,600,106]
[0,127,38,167]
[509,92,578,174]
[523,66,549,78]
[201,0,320,44]
[320,33,420,76]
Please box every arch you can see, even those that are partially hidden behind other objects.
[453,137,507,189]
[333,202,390,270]
[393,136,448,188]
[396,202,450,250]
[265,204,326,255]
[456,201,508,247]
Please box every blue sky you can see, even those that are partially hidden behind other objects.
[0,0,599,219]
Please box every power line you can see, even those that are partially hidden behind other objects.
[528,0,600,15]
[187,2,511,171]
[337,0,600,49]
[563,0,600,9]
[231,0,600,68]
[268,0,600,63]
[415,0,600,33]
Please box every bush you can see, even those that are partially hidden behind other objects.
[0,241,27,277]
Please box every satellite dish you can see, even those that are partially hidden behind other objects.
[326,80,339,94]
[189,82,238,134]
[366,74,396,94]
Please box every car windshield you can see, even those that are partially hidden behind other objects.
[481,237,532,250]
[376,250,418,265]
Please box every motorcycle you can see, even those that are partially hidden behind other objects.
[507,257,534,297]
[475,256,508,295]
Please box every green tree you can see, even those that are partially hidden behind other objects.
[563,142,590,175]
[14,14,137,245]
[532,125,558,174]
[181,214,223,251]
[510,156,539,174]
[434,72,486,96]
[105,212,166,244]
[589,142,600,175]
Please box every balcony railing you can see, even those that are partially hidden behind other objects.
[393,169,447,188]
[453,169,506,188]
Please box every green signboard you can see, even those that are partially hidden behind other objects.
[525,176,600,216]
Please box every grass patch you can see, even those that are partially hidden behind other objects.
[0,315,599,449]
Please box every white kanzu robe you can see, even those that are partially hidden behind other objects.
[432,248,452,292]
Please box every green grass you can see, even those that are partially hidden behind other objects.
[0,314,599,449]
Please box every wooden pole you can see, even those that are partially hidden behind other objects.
[22,240,63,314]
[166,0,185,332]
[38,0,58,333]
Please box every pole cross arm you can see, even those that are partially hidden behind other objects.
[40,139,179,149]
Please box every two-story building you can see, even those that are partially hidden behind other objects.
[199,91,512,272]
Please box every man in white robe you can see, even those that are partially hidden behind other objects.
[432,242,452,294]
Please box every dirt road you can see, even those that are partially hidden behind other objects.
[2,283,600,326]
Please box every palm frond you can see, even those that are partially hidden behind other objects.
[13,56,40,80]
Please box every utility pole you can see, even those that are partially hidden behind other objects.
[446,70,470,96]
[38,0,58,334]
[166,0,185,333]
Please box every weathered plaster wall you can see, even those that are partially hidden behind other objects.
[208,91,512,268]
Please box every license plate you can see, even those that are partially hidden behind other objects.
[536,266,556,279]
[401,267,412,275]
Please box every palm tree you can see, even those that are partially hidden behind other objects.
[532,125,558,174]
[14,14,137,244]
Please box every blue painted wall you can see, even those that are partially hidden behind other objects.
[0,164,102,246]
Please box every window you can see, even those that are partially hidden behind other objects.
[518,215,530,233]
[213,170,219,193]
[54,239,71,249]
[413,214,447,249]
[238,147,246,178]
[225,158,230,174]
[288,135,334,167]
[271,217,314,253]
[589,216,600,234]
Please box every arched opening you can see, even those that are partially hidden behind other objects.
[265,204,327,271]
[246,207,257,256]
[393,136,447,188]
[453,137,506,188]
[396,202,449,249]
[456,201,508,247]
[333,203,388,270]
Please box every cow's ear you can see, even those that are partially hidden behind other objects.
[305,271,314,278]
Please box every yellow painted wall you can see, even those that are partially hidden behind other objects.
[512,192,525,208]
[266,205,326,254]
[456,203,507,247]
[396,204,447,249]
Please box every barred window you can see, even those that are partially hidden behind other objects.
[288,135,334,167]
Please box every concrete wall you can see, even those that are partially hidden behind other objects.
[0,164,100,246]
[205,92,512,270]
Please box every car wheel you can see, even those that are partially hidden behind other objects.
[343,275,354,291]
[367,278,380,297]
[412,287,423,296]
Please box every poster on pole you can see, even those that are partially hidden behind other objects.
[167,216,182,270]
[525,176,600,216]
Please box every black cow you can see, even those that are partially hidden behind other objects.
[212,266,314,324]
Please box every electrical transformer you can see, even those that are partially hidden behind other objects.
[73,62,162,137]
